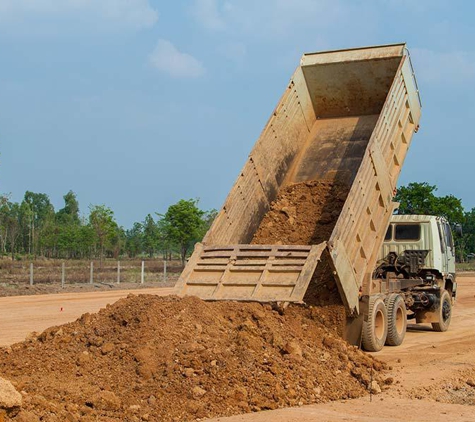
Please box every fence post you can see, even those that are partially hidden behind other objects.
[90,262,94,284]
[141,261,145,284]
[61,262,65,289]
[117,261,120,284]
[163,260,167,283]
[30,263,34,286]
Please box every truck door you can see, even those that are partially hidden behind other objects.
[437,220,449,274]
[444,222,456,274]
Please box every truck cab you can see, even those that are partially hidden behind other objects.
[381,215,457,299]
[362,214,457,351]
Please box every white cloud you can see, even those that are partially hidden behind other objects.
[0,0,158,30]
[149,39,206,79]
[190,0,226,31]
[411,48,475,84]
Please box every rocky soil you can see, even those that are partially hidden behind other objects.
[0,294,389,422]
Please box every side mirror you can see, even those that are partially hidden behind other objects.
[454,224,463,237]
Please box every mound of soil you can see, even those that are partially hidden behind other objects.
[0,294,388,422]
[251,180,349,246]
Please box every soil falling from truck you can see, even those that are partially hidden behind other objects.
[251,180,350,336]
[251,180,350,246]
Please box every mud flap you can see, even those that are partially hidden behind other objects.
[345,297,366,346]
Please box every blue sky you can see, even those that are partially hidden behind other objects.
[0,0,474,228]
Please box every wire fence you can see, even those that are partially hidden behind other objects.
[0,259,184,287]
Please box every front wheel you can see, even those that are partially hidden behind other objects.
[362,296,388,352]
[432,290,452,332]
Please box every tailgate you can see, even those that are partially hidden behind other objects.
[175,243,326,302]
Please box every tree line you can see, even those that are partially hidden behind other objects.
[0,190,216,264]
[1,182,474,263]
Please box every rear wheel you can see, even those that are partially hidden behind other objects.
[362,296,388,352]
[432,290,452,332]
[385,294,407,346]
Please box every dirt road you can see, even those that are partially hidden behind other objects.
[0,287,175,346]
[209,275,475,421]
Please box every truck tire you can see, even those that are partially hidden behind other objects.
[385,294,407,346]
[362,296,388,352]
[432,290,452,332]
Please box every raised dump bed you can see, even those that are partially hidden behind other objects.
[175,44,422,316]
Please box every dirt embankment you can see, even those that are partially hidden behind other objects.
[0,294,389,422]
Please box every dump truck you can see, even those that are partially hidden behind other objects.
[374,215,456,344]
[175,43,441,352]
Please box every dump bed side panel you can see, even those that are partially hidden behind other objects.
[329,55,422,313]
[204,68,315,245]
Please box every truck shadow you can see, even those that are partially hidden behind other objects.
[407,324,434,332]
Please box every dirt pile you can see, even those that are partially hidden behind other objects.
[0,294,387,422]
[251,180,349,245]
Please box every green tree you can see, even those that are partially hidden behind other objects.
[38,212,59,257]
[6,203,21,260]
[77,223,96,259]
[125,222,143,258]
[395,182,438,215]
[143,214,159,257]
[88,205,118,264]
[200,208,218,239]
[158,199,205,265]
[396,182,466,261]
[395,182,464,224]
[56,190,80,225]
[20,191,54,256]
[459,209,475,261]
[0,195,12,256]
[434,195,464,226]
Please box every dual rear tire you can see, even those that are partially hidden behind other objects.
[362,290,452,352]
[362,294,407,352]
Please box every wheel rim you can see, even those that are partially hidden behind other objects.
[442,298,451,322]
[375,308,385,340]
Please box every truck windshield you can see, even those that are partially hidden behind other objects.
[394,224,421,241]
